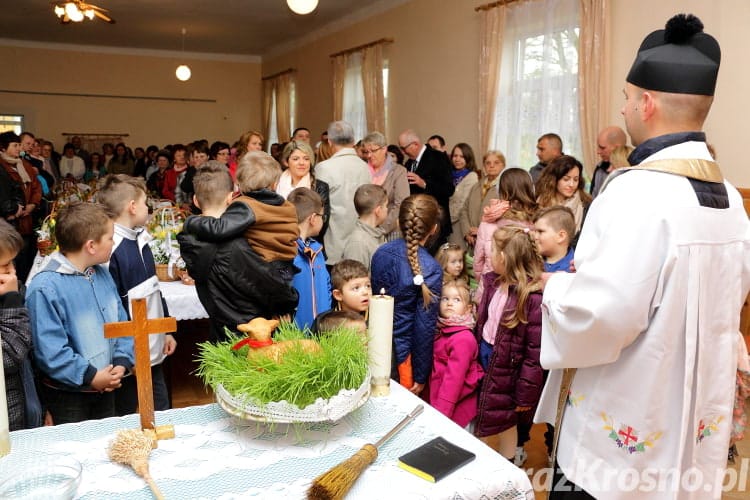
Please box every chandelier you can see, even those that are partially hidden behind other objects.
[54,1,115,24]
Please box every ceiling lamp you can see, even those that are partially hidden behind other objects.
[54,1,115,24]
[175,28,191,82]
[287,0,319,15]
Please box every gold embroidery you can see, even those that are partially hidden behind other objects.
[634,159,723,183]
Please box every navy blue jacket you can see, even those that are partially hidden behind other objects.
[371,239,442,384]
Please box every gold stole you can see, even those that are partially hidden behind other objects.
[633,158,723,183]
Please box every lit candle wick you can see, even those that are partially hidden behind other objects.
[379,288,386,296]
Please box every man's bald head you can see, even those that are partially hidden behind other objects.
[596,126,627,162]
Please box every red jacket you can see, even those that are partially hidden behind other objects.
[474,272,543,437]
[430,323,484,427]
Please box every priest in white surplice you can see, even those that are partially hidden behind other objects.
[535,14,750,499]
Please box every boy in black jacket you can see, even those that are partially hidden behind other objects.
[178,163,298,342]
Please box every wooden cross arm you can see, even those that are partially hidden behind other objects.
[104,317,176,339]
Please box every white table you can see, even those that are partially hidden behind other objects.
[158,280,208,321]
[0,382,533,499]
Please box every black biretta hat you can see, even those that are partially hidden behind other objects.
[626,14,720,96]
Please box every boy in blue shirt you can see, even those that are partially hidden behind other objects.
[533,206,576,273]
[97,174,176,415]
[288,187,331,331]
[26,202,134,424]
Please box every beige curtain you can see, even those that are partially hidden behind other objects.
[275,73,293,142]
[361,44,385,133]
[261,79,275,146]
[331,54,347,121]
[478,6,505,155]
[578,0,610,176]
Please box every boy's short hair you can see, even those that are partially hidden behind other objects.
[312,309,366,336]
[56,202,112,253]
[287,187,323,223]
[236,151,281,192]
[193,162,233,208]
[0,219,23,256]
[534,206,576,245]
[353,184,387,217]
[96,174,147,216]
[330,259,369,291]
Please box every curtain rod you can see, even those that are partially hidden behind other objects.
[261,68,296,81]
[475,0,523,12]
[329,38,394,58]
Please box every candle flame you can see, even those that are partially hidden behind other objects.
[379,288,386,295]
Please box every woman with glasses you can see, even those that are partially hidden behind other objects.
[209,141,231,166]
[458,150,505,253]
[362,132,409,241]
[278,141,330,241]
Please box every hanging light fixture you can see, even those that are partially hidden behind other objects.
[287,0,319,15]
[54,1,115,24]
[175,28,191,82]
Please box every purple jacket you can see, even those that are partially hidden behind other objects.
[474,272,543,438]
[429,324,484,427]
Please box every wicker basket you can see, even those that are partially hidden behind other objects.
[155,263,180,282]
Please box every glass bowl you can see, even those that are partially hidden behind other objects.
[0,456,81,499]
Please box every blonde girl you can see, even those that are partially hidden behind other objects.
[371,194,443,395]
[474,226,544,462]
[435,242,469,283]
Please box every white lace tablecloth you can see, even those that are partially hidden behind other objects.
[158,280,208,321]
[0,383,533,499]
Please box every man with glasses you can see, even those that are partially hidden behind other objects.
[398,129,455,250]
[315,121,371,266]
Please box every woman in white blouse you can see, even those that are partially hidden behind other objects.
[59,142,86,181]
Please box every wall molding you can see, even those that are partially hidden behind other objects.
[0,38,261,64]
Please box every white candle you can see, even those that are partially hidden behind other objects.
[0,336,10,456]
[367,289,394,397]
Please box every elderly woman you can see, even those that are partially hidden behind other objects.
[535,154,592,236]
[0,131,42,282]
[447,143,479,249]
[458,150,505,251]
[277,140,330,240]
[362,132,410,240]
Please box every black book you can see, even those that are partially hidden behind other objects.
[397,437,476,482]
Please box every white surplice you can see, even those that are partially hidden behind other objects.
[535,141,750,499]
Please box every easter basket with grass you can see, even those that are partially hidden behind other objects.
[198,319,370,423]
[147,205,187,281]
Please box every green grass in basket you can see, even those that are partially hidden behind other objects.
[196,322,368,408]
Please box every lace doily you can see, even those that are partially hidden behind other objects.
[215,372,371,423]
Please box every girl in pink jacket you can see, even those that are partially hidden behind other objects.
[429,279,484,429]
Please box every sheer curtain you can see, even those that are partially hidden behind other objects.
[578,0,610,175]
[491,0,581,168]
[361,44,385,134]
[342,52,367,141]
[262,79,275,147]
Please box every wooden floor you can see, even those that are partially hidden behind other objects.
[167,324,749,498]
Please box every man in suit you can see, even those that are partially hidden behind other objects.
[398,129,455,249]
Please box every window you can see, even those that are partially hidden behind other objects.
[341,54,389,140]
[268,92,278,150]
[491,0,580,168]
[0,115,23,134]
[265,77,296,151]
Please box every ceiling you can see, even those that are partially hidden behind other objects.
[4,0,391,58]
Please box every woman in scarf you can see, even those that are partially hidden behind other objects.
[535,154,591,238]
[362,132,409,241]
[447,143,479,250]
[0,131,42,282]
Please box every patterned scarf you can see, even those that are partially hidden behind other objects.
[0,151,32,184]
[451,168,471,186]
[437,312,476,331]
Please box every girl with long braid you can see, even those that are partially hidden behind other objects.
[371,194,442,395]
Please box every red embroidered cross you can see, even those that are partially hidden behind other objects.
[618,426,638,445]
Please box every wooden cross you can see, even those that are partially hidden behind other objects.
[104,298,176,430]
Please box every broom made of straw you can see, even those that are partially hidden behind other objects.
[307,404,424,500]
[108,429,165,500]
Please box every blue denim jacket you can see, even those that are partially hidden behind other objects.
[26,253,134,390]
